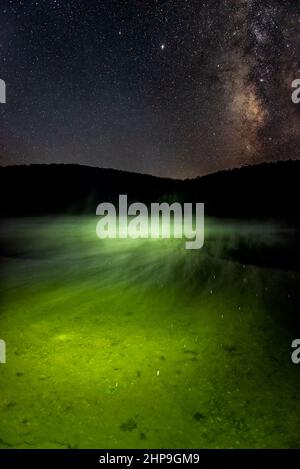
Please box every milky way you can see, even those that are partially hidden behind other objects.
[0,0,299,178]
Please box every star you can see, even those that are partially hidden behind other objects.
[0,0,298,178]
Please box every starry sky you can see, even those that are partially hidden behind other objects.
[0,0,299,178]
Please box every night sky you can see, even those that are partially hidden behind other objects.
[0,0,300,178]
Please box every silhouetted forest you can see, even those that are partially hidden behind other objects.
[0,160,299,221]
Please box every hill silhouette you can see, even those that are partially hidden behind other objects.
[0,160,299,221]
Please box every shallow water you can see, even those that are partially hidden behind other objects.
[0,217,299,448]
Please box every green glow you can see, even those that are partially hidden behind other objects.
[0,217,299,448]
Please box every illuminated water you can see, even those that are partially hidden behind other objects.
[0,217,299,448]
